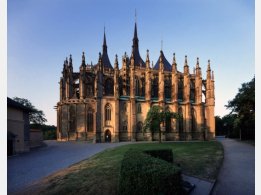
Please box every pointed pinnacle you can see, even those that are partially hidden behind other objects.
[173,53,176,65]
[146,49,150,61]
[115,54,118,63]
[196,57,199,68]
[184,55,188,66]
[208,59,211,70]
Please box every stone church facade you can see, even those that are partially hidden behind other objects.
[56,22,215,142]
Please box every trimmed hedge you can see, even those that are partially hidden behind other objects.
[119,149,182,195]
[144,149,173,163]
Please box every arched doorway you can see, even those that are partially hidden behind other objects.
[105,129,111,142]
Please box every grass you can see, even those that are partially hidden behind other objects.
[24,141,223,195]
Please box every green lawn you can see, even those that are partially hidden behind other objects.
[26,141,223,195]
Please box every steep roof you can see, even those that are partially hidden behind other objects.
[153,51,172,71]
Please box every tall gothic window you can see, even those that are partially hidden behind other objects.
[126,77,130,96]
[141,78,145,97]
[119,77,123,96]
[87,108,93,132]
[164,79,171,99]
[135,78,140,96]
[178,107,183,132]
[105,78,114,96]
[122,120,128,131]
[166,118,172,133]
[69,105,76,132]
[190,81,195,102]
[191,108,196,132]
[152,77,158,98]
[136,121,143,132]
[137,103,142,113]
[105,104,111,121]
[86,76,94,97]
[178,78,183,101]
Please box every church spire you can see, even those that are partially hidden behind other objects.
[130,10,145,67]
[103,27,107,54]
[132,10,139,52]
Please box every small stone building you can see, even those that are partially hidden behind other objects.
[56,22,215,142]
[7,97,32,155]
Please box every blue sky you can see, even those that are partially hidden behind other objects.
[8,0,255,125]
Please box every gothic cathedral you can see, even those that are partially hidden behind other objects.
[56,22,215,142]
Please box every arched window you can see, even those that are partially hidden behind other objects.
[105,78,114,96]
[136,121,143,132]
[178,107,183,132]
[137,103,142,113]
[165,107,171,132]
[105,104,111,121]
[87,108,93,132]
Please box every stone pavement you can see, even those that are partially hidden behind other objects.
[8,140,131,194]
[211,137,255,195]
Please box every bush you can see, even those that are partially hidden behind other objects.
[144,149,173,163]
[119,149,182,195]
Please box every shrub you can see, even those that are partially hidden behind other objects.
[119,149,182,195]
[144,149,173,163]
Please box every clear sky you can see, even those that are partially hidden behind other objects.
[8,0,255,125]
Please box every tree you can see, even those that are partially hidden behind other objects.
[215,116,224,136]
[13,97,47,125]
[222,114,238,138]
[142,105,179,143]
[225,77,255,140]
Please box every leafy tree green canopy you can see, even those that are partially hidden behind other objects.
[225,77,255,139]
[13,97,47,125]
[226,77,255,116]
[142,105,180,135]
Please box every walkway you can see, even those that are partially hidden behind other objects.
[211,137,255,195]
[8,140,131,194]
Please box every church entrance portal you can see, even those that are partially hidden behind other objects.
[105,130,111,142]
